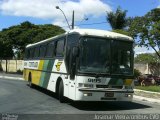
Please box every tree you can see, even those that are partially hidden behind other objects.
[128,8,160,58]
[134,53,160,64]
[106,7,128,30]
[112,29,129,36]
[0,21,65,59]
[134,69,141,78]
[0,33,14,72]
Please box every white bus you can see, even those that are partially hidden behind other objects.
[23,29,134,102]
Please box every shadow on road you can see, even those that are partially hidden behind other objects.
[28,84,152,111]
[27,84,59,99]
[69,101,151,111]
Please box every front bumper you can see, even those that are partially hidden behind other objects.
[75,88,134,101]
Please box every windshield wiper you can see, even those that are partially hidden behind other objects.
[78,71,110,77]
[96,72,110,78]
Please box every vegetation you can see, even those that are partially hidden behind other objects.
[0,21,65,60]
[0,21,65,72]
[106,7,128,30]
[107,7,160,62]
[0,33,14,59]
[128,8,160,59]
[135,53,160,63]
[106,7,132,36]
[135,86,160,92]
[134,69,141,78]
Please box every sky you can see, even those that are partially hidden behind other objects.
[0,0,160,54]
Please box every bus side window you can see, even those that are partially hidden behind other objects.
[56,39,64,57]
[46,41,55,58]
[25,49,29,59]
[30,48,35,59]
[39,45,47,58]
[28,49,31,59]
[34,46,40,58]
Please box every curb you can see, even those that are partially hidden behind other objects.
[0,76,24,81]
[134,89,160,95]
[133,95,160,104]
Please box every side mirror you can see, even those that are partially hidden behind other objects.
[72,46,79,57]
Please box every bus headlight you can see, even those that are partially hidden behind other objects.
[125,94,132,97]
[78,83,94,88]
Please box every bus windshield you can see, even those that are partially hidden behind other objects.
[111,40,133,75]
[78,37,133,75]
[79,37,110,74]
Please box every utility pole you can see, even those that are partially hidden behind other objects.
[56,6,71,30]
[56,6,75,30]
[72,10,74,29]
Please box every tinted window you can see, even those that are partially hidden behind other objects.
[25,49,30,59]
[34,46,40,58]
[28,49,31,58]
[39,45,47,58]
[46,41,55,57]
[56,39,64,57]
[111,41,133,75]
[67,34,79,46]
[79,37,110,73]
[30,48,35,58]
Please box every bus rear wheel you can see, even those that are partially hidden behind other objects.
[59,80,65,103]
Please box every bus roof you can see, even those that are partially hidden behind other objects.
[69,29,133,41]
[26,29,133,48]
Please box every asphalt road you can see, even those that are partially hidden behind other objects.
[0,78,160,120]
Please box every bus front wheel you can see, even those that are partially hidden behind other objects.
[59,80,65,103]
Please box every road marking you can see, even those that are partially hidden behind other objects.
[0,76,24,81]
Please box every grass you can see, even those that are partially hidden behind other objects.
[135,86,160,92]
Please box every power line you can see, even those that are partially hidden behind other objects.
[60,21,108,28]
[76,21,108,26]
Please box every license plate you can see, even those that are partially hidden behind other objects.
[105,92,114,97]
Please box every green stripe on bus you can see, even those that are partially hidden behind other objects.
[43,60,55,88]
[43,60,50,71]
[39,60,49,87]
[39,72,45,87]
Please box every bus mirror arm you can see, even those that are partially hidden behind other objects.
[70,47,78,80]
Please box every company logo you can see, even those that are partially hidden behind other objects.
[56,62,62,71]
[88,78,101,83]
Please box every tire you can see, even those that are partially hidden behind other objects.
[28,73,33,88]
[59,80,65,103]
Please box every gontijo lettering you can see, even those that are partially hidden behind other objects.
[29,62,38,68]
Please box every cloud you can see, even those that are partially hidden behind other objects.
[134,46,156,55]
[0,0,112,29]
